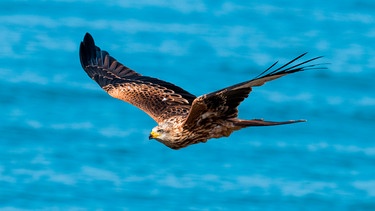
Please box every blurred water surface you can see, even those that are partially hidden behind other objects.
[1,0,375,210]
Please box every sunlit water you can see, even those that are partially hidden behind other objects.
[1,0,374,210]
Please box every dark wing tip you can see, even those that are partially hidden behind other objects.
[79,32,98,69]
[79,33,142,81]
[254,53,327,80]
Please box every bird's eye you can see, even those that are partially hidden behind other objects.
[157,129,164,133]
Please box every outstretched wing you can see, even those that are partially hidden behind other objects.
[183,53,325,127]
[79,33,196,123]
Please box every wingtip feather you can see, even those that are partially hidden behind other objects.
[79,32,99,69]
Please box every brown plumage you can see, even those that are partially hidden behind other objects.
[79,33,324,149]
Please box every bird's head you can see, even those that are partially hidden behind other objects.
[149,122,184,150]
[149,123,172,142]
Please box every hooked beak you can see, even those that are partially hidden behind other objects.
[149,131,159,140]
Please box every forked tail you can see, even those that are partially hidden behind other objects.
[234,119,306,127]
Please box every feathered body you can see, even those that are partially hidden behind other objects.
[79,33,324,149]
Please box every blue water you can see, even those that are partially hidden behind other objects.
[1,0,375,210]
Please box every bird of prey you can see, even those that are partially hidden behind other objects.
[79,33,323,150]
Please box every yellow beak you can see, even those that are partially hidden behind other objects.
[149,131,159,140]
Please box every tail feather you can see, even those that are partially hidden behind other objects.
[235,119,306,127]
